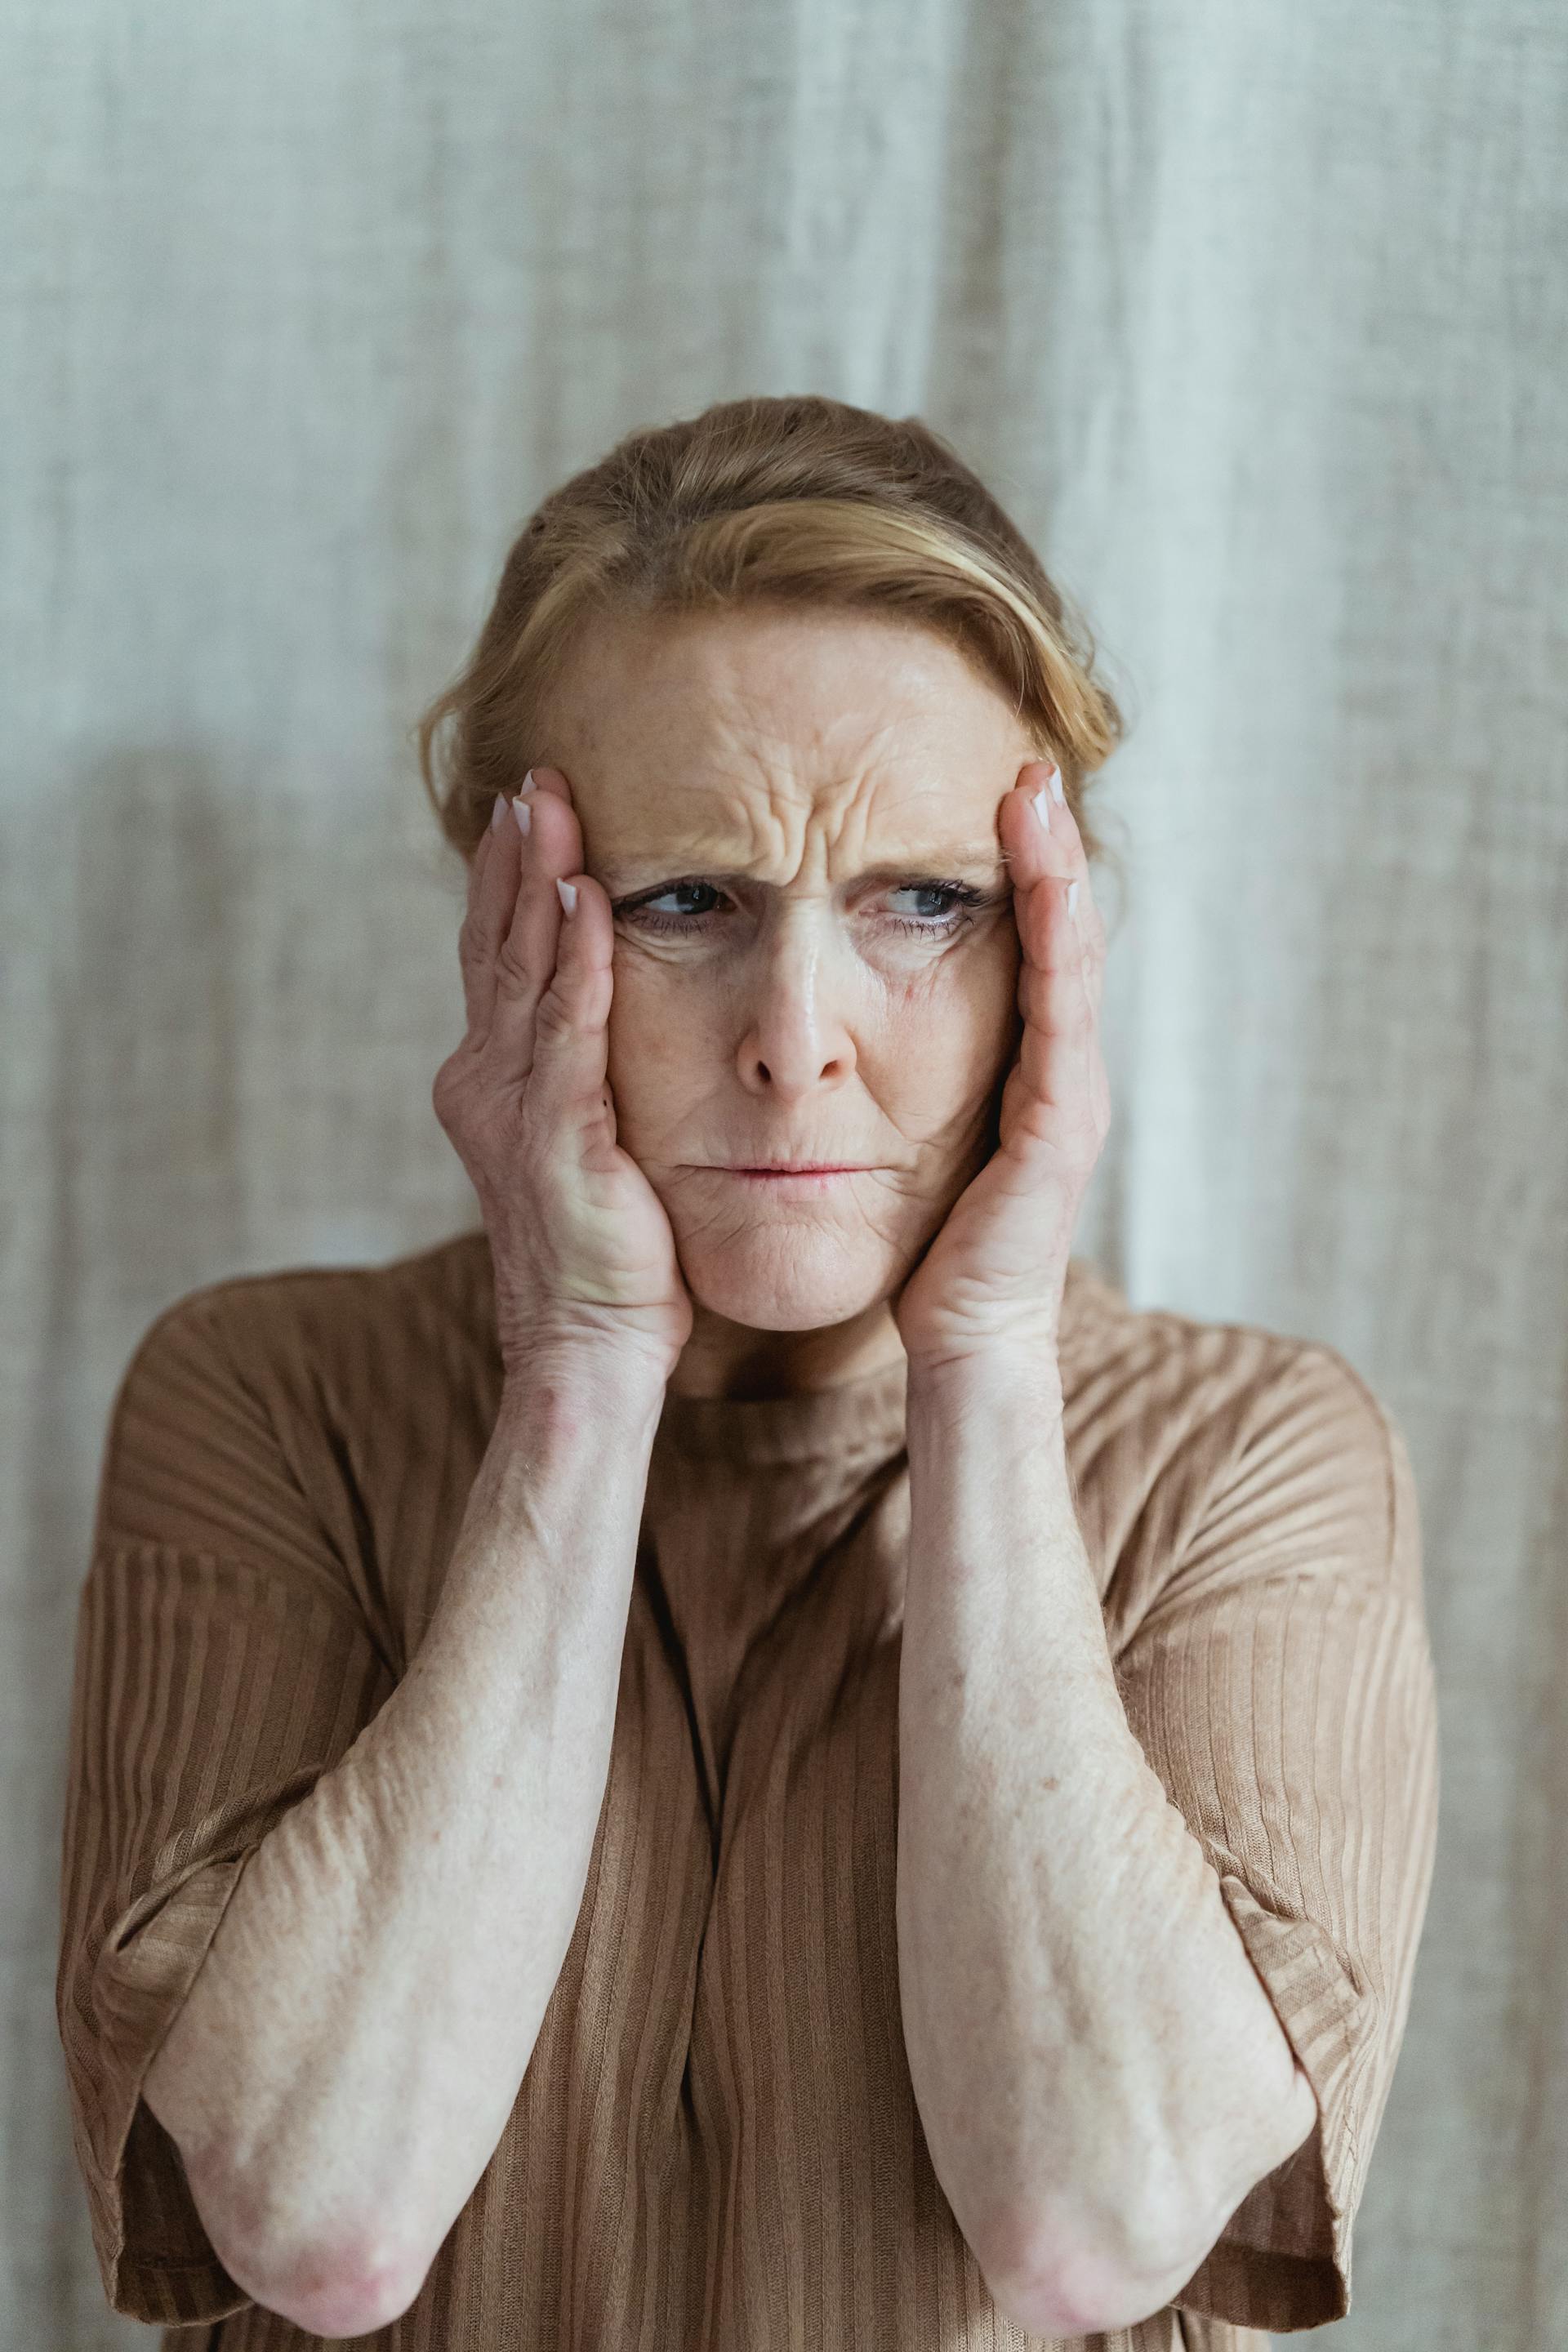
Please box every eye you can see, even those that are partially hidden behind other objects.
[885,882,987,938]
[617,880,726,933]
[615,880,989,938]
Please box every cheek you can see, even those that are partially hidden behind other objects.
[605,958,710,1134]
[884,931,1019,1062]
[871,956,1019,1123]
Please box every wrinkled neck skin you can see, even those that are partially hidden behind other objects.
[535,602,1037,1403]
[668,1295,910,1403]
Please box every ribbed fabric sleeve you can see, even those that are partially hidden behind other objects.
[56,1287,397,2327]
[1111,1343,1441,2333]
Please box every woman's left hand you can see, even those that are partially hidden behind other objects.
[892,759,1111,1374]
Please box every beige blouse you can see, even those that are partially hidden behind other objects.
[57,1231,1440,2350]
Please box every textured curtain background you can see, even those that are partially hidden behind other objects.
[5,5,1564,2345]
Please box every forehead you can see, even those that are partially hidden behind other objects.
[537,604,1035,882]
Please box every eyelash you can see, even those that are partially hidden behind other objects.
[616,880,990,939]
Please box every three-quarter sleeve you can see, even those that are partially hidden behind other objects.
[1111,1340,1441,2334]
[56,1285,397,2328]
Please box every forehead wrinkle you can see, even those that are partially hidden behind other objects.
[595,791,999,889]
[565,607,1027,889]
[594,831,1011,895]
[693,690,916,823]
[615,697,992,880]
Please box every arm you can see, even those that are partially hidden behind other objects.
[142,1343,668,2339]
[138,770,693,2332]
[896,1351,1318,2339]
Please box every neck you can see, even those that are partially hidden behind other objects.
[666,1301,907,1401]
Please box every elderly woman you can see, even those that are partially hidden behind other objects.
[58,394,1438,2352]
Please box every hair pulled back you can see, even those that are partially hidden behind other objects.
[416,394,1126,873]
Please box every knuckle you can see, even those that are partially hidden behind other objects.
[532,984,576,1046]
[430,1055,471,1134]
[494,939,539,997]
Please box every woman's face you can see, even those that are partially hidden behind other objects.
[537,602,1040,1360]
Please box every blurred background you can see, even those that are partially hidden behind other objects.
[4,4,1565,2345]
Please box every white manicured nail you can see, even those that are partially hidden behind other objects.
[519,768,537,793]
[1032,786,1051,828]
[556,877,577,916]
[490,793,507,832]
[513,797,532,837]
[1049,763,1065,804]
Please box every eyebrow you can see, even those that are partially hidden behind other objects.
[597,844,1013,892]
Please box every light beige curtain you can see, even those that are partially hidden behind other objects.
[6,4,1564,2345]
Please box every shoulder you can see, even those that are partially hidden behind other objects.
[93,1232,503,1642]
[118,1227,499,1412]
[98,1231,502,1566]
[1059,1261,1415,1603]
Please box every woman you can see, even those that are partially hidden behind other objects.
[58,394,1439,2352]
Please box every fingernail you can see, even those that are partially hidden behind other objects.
[1067,878,1080,926]
[555,877,577,917]
[513,797,532,838]
[1048,761,1064,804]
[1032,784,1051,829]
[519,769,537,794]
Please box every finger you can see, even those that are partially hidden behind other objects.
[525,869,617,1148]
[1005,760,1104,1008]
[517,764,573,805]
[484,773,587,1080]
[1004,764,1102,1132]
[1013,889,1095,1123]
[1014,761,1109,1131]
[456,769,577,1054]
[455,799,514,1041]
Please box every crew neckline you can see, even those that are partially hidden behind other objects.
[651,1260,1107,1466]
[656,1348,911,1465]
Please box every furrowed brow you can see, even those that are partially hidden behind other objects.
[598,843,1011,890]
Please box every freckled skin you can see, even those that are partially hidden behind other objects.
[535,604,1042,1400]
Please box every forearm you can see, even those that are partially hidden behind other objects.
[897,1354,1312,2324]
[144,1347,668,2324]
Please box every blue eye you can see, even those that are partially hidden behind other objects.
[887,883,986,937]
[617,880,987,938]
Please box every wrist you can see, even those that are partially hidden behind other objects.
[904,1343,1065,1421]
[499,1342,670,1434]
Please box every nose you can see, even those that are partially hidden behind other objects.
[734,913,858,1102]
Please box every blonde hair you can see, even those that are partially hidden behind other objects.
[415,394,1127,880]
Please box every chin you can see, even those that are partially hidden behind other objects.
[677,1223,897,1333]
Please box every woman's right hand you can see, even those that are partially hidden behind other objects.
[433,770,695,1385]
